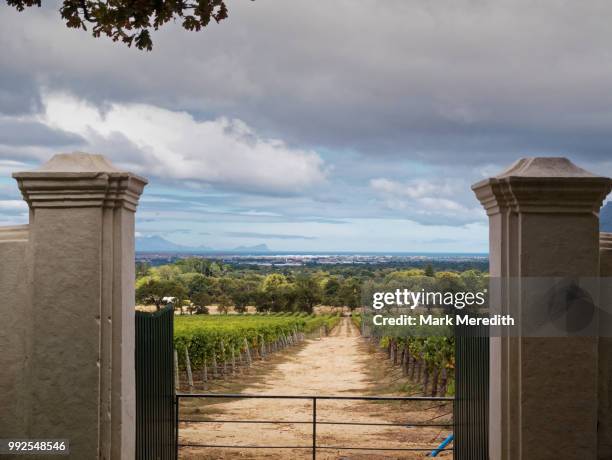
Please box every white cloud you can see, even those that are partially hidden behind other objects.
[0,200,27,210]
[370,178,456,199]
[0,160,31,176]
[369,177,484,223]
[35,92,327,193]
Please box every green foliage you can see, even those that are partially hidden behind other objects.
[383,269,425,283]
[7,0,229,50]
[337,277,361,311]
[135,261,150,278]
[293,274,322,314]
[135,256,488,315]
[174,313,341,370]
[136,277,187,310]
[217,294,232,314]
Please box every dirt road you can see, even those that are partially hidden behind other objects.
[179,318,452,459]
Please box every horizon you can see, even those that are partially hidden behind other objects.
[134,233,489,255]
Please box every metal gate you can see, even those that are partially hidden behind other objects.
[175,393,454,458]
[454,322,489,459]
[136,306,176,460]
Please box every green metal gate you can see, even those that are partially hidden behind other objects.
[454,323,489,459]
[136,306,176,460]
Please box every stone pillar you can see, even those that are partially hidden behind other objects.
[472,158,611,460]
[0,225,30,439]
[12,153,147,459]
[599,233,612,459]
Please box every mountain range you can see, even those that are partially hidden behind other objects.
[137,202,612,253]
[136,235,270,253]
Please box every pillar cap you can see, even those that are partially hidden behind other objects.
[472,157,612,215]
[494,157,597,178]
[13,152,148,211]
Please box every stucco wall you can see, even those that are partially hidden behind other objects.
[0,225,30,439]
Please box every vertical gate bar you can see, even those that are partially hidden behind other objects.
[312,397,316,460]
[175,396,179,460]
[136,307,175,460]
[454,319,489,459]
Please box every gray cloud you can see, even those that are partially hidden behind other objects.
[0,119,84,147]
[2,0,612,237]
[3,0,612,163]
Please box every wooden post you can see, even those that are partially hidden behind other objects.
[260,335,265,359]
[440,367,448,397]
[244,338,252,366]
[184,348,194,392]
[431,368,439,397]
[220,340,227,375]
[174,349,179,391]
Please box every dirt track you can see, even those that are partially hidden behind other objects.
[179,318,452,459]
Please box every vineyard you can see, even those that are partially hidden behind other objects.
[174,313,341,386]
[352,313,454,396]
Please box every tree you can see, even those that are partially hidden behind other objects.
[177,258,213,276]
[217,294,232,314]
[136,277,187,311]
[135,261,150,278]
[151,264,181,280]
[259,274,291,312]
[7,0,230,50]
[323,277,341,306]
[184,273,214,298]
[338,277,361,312]
[190,290,211,314]
[293,274,322,314]
[230,279,257,314]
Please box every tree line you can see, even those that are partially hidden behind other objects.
[135,258,361,314]
[135,257,488,314]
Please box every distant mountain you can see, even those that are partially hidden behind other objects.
[136,235,192,252]
[602,202,612,232]
[135,235,270,253]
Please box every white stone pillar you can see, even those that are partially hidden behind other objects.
[472,157,611,460]
[13,153,147,459]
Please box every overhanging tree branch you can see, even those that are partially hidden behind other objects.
[6,0,233,50]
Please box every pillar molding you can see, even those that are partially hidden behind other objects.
[14,153,146,211]
[12,152,147,459]
[472,157,611,460]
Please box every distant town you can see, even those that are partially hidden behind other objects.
[136,251,488,268]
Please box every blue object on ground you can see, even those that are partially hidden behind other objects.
[429,434,453,457]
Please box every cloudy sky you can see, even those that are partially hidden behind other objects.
[1,0,612,252]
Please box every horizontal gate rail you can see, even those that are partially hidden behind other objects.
[176,393,454,459]
[179,419,453,427]
[178,393,452,400]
